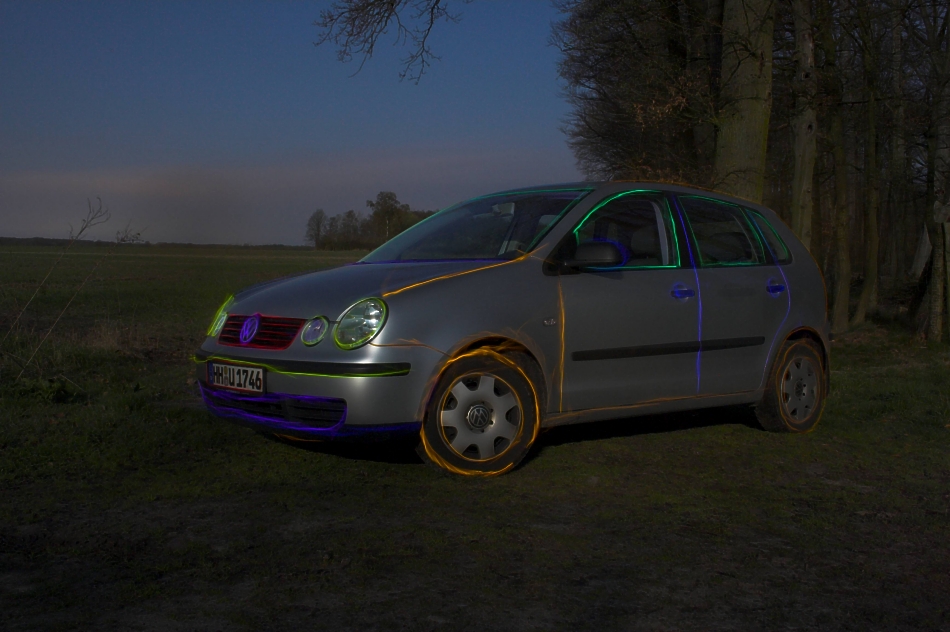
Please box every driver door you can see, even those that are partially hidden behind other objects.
[558,191,699,412]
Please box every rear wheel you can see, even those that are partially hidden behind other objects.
[756,338,826,433]
[417,350,540,476]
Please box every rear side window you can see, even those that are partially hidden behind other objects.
[677,196,766,266]
[747,210,792,264]
[573,191,679,268]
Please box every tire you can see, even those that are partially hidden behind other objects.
[416,349,541,476]
[755,338,827,433]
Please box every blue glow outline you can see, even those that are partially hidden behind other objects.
[745,210,793,387]
[584,236,629,270]
[670,195,703,394]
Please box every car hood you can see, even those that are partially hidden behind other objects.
[229,260,501,319]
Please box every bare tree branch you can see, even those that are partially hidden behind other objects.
[15,219,143,382]
[314,0,468,82]
[1,197,111,350]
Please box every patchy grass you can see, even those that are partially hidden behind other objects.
[1,243,948,631]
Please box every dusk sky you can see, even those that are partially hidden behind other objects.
[0,1,584,245]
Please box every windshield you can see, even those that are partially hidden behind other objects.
[361,189,591,263]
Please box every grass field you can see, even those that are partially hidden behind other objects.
[1,242,948,631]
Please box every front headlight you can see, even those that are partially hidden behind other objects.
[334,298,388,350]
[207,296,233,337]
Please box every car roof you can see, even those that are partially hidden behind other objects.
[489,181,776,215]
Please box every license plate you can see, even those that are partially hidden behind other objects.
[207,362,264,393]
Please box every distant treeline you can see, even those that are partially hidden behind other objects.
[306,191,435,250]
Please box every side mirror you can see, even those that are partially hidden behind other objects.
[562,240,624,270]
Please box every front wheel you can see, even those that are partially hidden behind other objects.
[755,338,827,433]
[417,350,541,476]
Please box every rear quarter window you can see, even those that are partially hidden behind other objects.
[677,196,766,266]
[747,210,793,265]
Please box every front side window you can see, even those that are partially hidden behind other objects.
[677,196,766,266]
[361,189,591,262]
[571,191,679,268]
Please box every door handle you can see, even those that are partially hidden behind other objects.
[766,283,786,296]
[670,286,695,299]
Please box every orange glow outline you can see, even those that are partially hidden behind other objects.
[543,389,758,425]
[369,338,449,356]
[418,347,541,477]
[273,433,324,443]
[770,340,826,434]
[435,369,525,464]
[381,256,525,298]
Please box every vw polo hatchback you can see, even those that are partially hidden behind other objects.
[196,182,829,476]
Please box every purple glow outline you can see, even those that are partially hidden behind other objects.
[199,383,423,439]
[670,195,704,394]
[350,257,502,266]
[200,382,346,430]
[239,314,260,345]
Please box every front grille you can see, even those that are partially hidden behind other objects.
[200,383,346,429]
[218,314,305,350]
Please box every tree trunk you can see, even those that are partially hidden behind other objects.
[818,0,850,333]
[686,0,717,165]
[830,107,851,333]
[929,223,946,341]
[852,40,880,326]
[789,0,817,250]
[713,0,776,202]
[946,224,950,339]
[920,114,948,341]
[889,8,907,282]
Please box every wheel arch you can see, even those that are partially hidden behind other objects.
[416,335,549,423]
[768,326,830,392]
[453,337,548,414]
[785,327,828,369]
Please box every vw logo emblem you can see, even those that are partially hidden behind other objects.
[466,404,492,430]
[239,314,260,344]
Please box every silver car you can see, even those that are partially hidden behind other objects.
[196,182,829,476]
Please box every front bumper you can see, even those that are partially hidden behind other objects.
[194,348,437,440]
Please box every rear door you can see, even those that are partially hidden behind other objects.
[559,191,700,411]
[674,195,790,396]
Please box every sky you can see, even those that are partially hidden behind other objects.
[0,1,585,245]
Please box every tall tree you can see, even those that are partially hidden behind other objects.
[552,0,721,181]
[886,3,907,284]
[714,0,778,202]
[306,208,327,247]
[367,191,411,241]
[908,0,950,340]
[852,1,883,326]
[789,0,818,249]
[817,0,851,333]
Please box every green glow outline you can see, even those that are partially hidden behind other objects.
[300,315,329,347]
[524,189,595,251]
[193,354,410,378]
[746,209,792,264]
[570,190,682,270]
[677,195,769,268]
[333,297,389,350]
[206,295,234,337]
